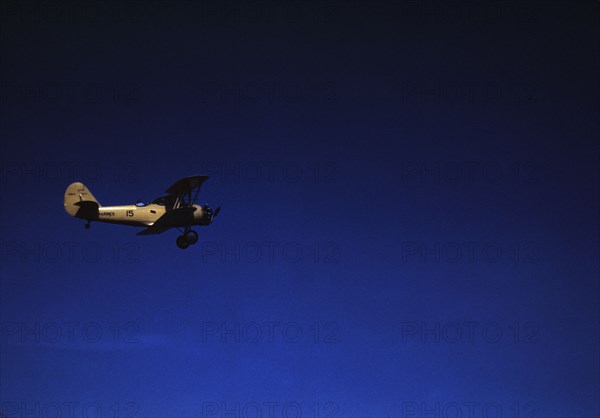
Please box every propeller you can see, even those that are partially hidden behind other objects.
[202,204,221,225]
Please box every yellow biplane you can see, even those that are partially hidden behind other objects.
[64,175,220,249]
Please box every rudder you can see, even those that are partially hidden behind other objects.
[64,182,101,218]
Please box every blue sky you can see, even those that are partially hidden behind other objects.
[1,1,598,417]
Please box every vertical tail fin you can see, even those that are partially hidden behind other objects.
[64,182,101,218]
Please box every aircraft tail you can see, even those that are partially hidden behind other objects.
[64,182,101,218]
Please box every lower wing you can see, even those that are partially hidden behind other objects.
[137,226,171,235]
[135,206,197,236]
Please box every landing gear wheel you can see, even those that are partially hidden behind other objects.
[185,230,198,245]
[84,222,91,229]
[176,235,189,249]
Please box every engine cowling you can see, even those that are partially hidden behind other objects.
[198,205,214,225]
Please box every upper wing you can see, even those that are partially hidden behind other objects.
[151,176,209,210]
[165,175,209,195]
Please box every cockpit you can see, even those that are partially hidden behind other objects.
[152,197,166,206]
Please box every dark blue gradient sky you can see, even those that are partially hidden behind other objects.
[1,1,599,417]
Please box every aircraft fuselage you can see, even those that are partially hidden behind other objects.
[93,203,205,227]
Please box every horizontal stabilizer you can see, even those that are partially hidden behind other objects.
[74,200,99,209]
[72,200,100,219]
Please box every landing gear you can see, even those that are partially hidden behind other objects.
[176,229,198,249]
[185,230,198,244]
[176,235,189,249]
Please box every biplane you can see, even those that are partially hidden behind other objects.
[64,175,220,249]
